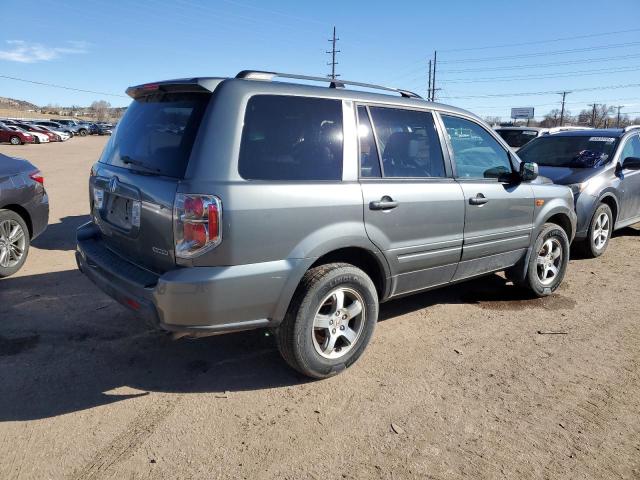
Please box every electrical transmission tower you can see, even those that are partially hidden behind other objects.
[327,26,340,80]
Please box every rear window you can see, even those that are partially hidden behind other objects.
[239,95,343,181]
[496,129,539,148]
[99,92,210,178]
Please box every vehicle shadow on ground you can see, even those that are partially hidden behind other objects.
[32,214,90,251]
[0,266,552,421]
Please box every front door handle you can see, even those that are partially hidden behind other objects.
[469,193,488,206]
[370,196,398,210]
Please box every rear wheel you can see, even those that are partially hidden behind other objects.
[9,136,21,145]
[0,210,29,278]
[577,203,612,258]
[275,263,378,378]
[79,129,88,137]
[520,223,570,297]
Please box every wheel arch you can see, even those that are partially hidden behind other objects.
[271,244,391,325]
[0,204,33,238]
[598,193,619,226]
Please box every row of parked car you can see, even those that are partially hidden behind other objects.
[0,118,114,145]
[2,70,640,379]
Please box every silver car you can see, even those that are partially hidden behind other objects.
[76,71,576,378]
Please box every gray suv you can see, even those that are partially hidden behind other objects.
[76,71,576,378]
[518,127,640,257]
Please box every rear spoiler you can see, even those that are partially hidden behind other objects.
[126,78,225,99]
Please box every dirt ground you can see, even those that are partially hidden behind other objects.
[1,136,639,480]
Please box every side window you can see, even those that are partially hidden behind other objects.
[621,135,640,160]
[357,106,381,178]
[239,95,343,181]
[441,115,512,179]
[368,107,445,178]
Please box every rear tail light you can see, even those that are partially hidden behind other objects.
[29,170,44,185]
[174,193,222,258]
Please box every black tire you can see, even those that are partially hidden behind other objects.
[9,136,22,145]
[520,223,570,297]
[576,203,613,258]
[275,263,378,379]
[0,209,30,278]
[79,129,88,137]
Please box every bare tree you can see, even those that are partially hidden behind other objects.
[90,100,111,122]
[484,116,502,126]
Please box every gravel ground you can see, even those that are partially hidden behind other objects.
[1,137,639,480]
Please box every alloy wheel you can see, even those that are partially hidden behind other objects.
[536,238,563,286]
[592,212,610,251]
[0,219,26,268]
[312,287,365,359]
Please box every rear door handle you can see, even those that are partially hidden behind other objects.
[469,194,488,206]
[370,196,398,210]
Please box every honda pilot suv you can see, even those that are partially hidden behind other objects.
[76,71,576,378]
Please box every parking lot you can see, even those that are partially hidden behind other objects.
[1,136,639,479]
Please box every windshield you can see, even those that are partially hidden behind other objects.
[518,135,619,168]
[99,92,210,178]
[496,129,539,148]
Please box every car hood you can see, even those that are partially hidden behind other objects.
[0,154,35,177]
[538,166,600,185]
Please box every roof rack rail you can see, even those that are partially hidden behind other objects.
[235,70,423,99]
[623,125,640,132]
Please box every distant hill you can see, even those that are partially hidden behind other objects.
[0,96,39,111]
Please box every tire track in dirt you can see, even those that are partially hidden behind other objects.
[68,396,180,480]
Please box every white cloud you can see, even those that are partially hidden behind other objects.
[0,40,89,63]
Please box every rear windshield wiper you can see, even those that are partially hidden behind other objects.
[120,155,161,173]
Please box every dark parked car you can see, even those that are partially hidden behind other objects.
[77,70,576,378]
[518,127,640,257]
[0,123,35,145]
[0,154,49,277]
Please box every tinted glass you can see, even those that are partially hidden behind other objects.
[357,106,381,178]
[518,135,619,168]
[99,92,210,178]
[442,115,512,179]
[239,95,343,181]
[369,107,445,178]
[496,129,539,148]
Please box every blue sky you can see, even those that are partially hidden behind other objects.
[1,0,640,120]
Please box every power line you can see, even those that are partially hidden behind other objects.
[440,40,640,64]
[437,52,640,74]
[440,27,640,53]
[440,82,640,100]
[440,64,640,84]
[0,74,127,98]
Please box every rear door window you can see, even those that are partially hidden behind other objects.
[99,92,210,178]
[368,106,445,178]
[239,95,343,181]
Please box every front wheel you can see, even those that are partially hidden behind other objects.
[79,129,88,137]
[577,203,612,258]
[0,210,30,278]
[9,136,21,145]
[521,223,570,297]
[275,263,378,379]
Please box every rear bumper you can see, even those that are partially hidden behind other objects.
[76,222,304,335]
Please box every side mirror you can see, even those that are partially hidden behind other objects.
[622,156,640,171]
[520,161,539,182]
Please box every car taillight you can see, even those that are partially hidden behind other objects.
[29,170,44,185]
[174,193,222,258]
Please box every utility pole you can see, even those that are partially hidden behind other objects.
[432,50,438,101]
[589,103,599,128]
[559,91,570,126]
[428,60,432,101]
[326,26,340,80]
[616,105,624,127]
